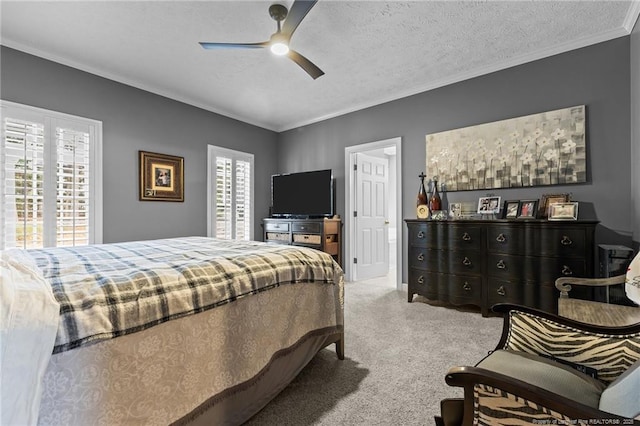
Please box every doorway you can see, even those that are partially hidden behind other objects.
[344,137,402,289]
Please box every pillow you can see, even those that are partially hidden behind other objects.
[599,358,640,418]
[625,253,640,305]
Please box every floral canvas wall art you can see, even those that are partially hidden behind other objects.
[425,105,586,191]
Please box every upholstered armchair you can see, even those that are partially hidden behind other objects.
[437,304,640,425]
[556,251,640,326]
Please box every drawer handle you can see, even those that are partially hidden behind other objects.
[417,253,424,261]
[462,232,472,241]
[417,231,425,239]
[560,235,573,246]
[418,275,424,284]
[496,234,506,243]
[561,265,573,276]
[462,257,472,266]
[496,259,506,269]
[463,282,471,291]
[497,286,506,296]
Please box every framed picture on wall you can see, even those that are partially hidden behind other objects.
[139,151,184,202]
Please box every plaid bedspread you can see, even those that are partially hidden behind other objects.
[23,237,343,354]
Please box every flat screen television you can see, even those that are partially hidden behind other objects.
[271,169,334,218]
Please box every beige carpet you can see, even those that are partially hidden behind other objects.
[245,274,503,425]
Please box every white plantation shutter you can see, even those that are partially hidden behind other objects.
[0,101,102,249]
[208,146,254,240]
[235,159,251,240]
[2,118,46,249]
[55,126,91,247]
[215,156,233,239]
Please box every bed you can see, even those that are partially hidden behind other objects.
[0,236,344,425]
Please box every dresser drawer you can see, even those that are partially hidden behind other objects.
[486,253,528,279]
[408,269,482,305]
[292,222,322,233]
[487,254,587,283]
[487,280,557,313]
[534,228,587,258]
[408,247,438,269]
[408,223,429,247]
[264,221,289,232]
[408,223,481,250]
[447,274,483,304]
[486,226,527,254]
[486,279,524,307]
[408,268,438,300]
[408,247,482,275]
[539,258,587,282]
[446,225,482,250]
[441,249,483,275]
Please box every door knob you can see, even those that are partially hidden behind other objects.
[384,219,390,224]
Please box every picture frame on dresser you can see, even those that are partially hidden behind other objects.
[502,200,520,219]
[517,200,538,219]
[548,202,579,220]
[539,193,570,218]
[477,196,501,214]
[449,203,462,220]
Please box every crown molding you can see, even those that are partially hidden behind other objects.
[2,18,633,135]
[623,0,640,33]
[276,27,630,132]
[0,38,278,132]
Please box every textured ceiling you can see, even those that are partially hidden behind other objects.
[1,1,638,131]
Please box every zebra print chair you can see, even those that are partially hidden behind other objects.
[437,304,640,425]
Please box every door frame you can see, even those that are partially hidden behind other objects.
[344,137,402,289]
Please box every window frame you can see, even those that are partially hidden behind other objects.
[207,144,254,240]
[0,100,103,249]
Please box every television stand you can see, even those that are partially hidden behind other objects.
[263,217,342,267]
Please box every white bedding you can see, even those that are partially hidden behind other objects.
[1,249,60,425]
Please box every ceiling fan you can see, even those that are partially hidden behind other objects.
[199,0,324,80]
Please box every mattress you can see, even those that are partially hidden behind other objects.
[37,281,343,425]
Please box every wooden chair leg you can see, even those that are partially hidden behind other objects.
[335,337,344,360]
[439,398,464,426]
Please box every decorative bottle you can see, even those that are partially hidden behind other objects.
[429,177,441,212]
[416,173,429,218]
[417,173,428,206]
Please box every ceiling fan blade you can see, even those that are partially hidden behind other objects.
[199,41,268,50]
[281,0,318,38]
[287,49,324,80]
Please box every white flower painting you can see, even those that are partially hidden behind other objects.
[426,105,586,191]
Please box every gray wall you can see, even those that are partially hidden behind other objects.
[0,46,279,243]
[632,20,640,251]
[278,37,633,281]
[1,36,635,279]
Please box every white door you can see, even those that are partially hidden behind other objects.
[355,152,389,280]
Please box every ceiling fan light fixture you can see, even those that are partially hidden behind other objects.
[270,41,289,56]
[199,0,323,78]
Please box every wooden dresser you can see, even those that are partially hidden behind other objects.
[263,218,342,266]
[405,219,597,316]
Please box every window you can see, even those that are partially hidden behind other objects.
[1,101,102,249]
[207,145,254,240]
